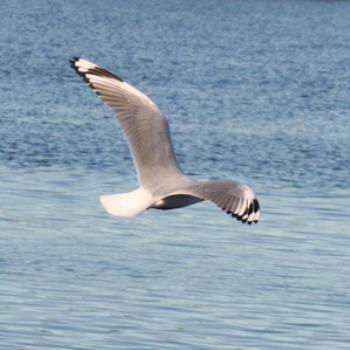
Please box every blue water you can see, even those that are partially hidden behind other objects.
[1,0,350,349]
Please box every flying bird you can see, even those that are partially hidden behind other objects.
[70,58,260,224]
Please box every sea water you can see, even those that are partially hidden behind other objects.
[0,0,350,349]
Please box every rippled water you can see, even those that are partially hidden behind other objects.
[1,0,350,349]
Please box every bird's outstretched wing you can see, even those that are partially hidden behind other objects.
[170,179,260,224]
[70,57,183,190]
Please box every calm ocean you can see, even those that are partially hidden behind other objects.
[0,0,349,349]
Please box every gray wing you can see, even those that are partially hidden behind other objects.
[70,57,183,190]
[171,179,261,224]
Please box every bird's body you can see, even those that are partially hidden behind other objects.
[70,57,260,224]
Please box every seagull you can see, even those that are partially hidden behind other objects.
[70,57,260,224]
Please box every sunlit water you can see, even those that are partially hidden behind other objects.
[1,0,350,349]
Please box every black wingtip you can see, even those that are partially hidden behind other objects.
[69,56,79,63]
[69,57,124,83]
[253,199,260,212]
[69,57,79,69]
[224,203,259,225]
[88,66,124,82]
[69,57,90,84]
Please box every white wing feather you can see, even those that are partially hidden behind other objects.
[169,179,260,224]
[70,57,184,191]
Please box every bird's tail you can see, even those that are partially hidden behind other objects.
[99,187,153,217]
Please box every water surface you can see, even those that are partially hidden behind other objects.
[1,0,350,349]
